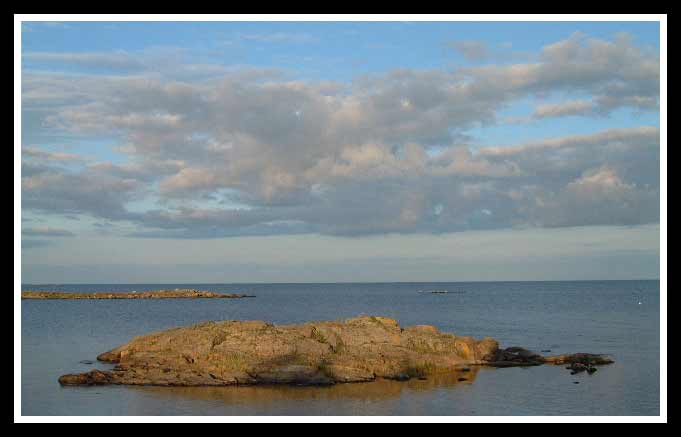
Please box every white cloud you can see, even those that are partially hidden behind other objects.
[448,40,490,61]
[533,100,595,118]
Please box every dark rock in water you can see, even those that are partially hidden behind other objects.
[387,374,411,382]
[568,363,587,374]
[59,369,113,386]
[543,353,614,366]
[541,350,552,353]
[488,360,543,368]
[458,377,468,382]
[485,347,544,367]
[573,381,580,384]
[558,354,611,376]
[79,360,94,365]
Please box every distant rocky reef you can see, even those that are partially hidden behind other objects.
[21,289,255,300]
[58,316,613,387]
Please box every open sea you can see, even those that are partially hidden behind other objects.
[21,280,660,416]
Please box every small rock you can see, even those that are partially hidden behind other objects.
[79,360,94,365]
[567,362,587,374]
[389,374,411,382]
[59,369,112,386]
[458,377,468,382]
[573,381,580,384]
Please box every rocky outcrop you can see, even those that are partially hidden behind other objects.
[483,346,545,367]
[21,289,255,300]
[57,316,613,387]
[542,353,614,366]
[483,347,613,370]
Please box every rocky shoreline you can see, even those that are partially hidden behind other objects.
[58,316,613,387]
[22,289,255,300]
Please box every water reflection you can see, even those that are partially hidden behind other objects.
[132,368,479,406]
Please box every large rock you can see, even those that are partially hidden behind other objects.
[57,316,613,387]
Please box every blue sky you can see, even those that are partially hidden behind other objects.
[20,20,661,283]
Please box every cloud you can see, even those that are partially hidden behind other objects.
[22,164,143,221]
[235,32,318,44]
[21,126,659,238]
[448,40,490,61]
[462,32,658,113]
[20,32,661,238]
[24,51,145,71]
[532,100,595,119]
[22,227,76,237]
[547,166,658,226]
[22,147,91,164]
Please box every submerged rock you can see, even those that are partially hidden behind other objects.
[485,347,614,370]
[484,347,544,367]
[57,316,613,388]
[543,353,614,366]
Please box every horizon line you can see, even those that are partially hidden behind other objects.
[20,278,661,286]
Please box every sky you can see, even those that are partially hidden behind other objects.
[20,20,662,283]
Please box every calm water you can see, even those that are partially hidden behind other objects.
[21,281,660,416]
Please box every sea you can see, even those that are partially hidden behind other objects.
[20,280,660,416]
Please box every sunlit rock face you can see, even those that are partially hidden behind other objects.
[57,316,612,387]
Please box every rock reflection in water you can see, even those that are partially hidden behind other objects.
[131,368,479,408]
